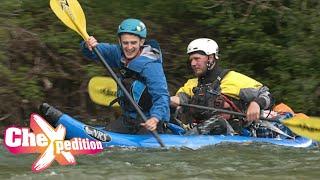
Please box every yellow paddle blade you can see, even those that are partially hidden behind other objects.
[88,76,119,107]
[50,0,89,40]
[282,116,320,141]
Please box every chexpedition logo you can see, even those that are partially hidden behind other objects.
[3,113,103,173]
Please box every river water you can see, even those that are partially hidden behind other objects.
[1,139,320,180]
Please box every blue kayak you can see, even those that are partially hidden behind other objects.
[40,104,314,149]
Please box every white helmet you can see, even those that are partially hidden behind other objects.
[187,38,219,59]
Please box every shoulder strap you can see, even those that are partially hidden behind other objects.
[212,69,230,91]
[217,69,230,82]
[119,66,141,80]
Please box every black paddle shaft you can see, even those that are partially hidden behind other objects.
[180,103,277,122]
[93,47,165,147]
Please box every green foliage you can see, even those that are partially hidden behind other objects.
[83,64,105,77]
[0,0,319,116]
[14,78,44,101]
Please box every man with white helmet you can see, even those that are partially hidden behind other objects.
[81,18,170,134]
[171,38,273,135]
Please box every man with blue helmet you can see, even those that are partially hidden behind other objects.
[81,18,170,134]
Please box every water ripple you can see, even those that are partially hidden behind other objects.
[1,143,320,179]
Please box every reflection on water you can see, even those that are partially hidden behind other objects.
[1,140,320,180]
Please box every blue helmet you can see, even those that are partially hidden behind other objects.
[117,18,147,38]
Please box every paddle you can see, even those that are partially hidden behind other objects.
[87,76,320,141]
[179,103,320,141]
[50,0,165,147]
[88,76,119,107]
[180,103,277,122]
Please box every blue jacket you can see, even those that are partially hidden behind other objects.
[81,41,170,122]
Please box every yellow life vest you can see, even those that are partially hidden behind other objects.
[176,71,263,99]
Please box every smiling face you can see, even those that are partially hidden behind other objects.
[119,33,145,60]
[189,53,214,77]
